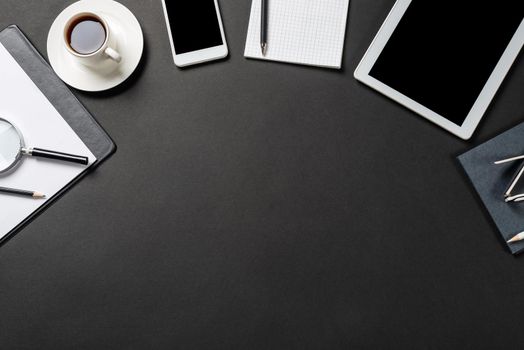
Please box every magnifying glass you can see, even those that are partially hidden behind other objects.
[0,117,88,175]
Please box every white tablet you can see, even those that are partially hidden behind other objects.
[354,0,524,139]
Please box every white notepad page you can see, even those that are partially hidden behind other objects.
[244,0,350,69]
[0,43,96,239]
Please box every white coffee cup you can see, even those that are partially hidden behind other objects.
[63,12,122,67]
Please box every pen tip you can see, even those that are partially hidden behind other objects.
[261,43,267,56]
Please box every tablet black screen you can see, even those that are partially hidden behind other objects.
[369,1,523,126]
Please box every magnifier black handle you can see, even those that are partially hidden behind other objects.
[30,148,89,165]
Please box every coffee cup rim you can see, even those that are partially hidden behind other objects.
[63,11,110,58]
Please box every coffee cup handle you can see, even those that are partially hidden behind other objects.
[105,47,122,63]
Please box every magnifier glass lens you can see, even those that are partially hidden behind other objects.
[0,119,22,172]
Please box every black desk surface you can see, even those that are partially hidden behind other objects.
[1,1,523,349]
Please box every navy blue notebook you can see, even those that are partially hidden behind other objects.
[459,122,524,254]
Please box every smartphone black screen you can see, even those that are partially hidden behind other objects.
[369,0,523,126]
[165,0,223,54]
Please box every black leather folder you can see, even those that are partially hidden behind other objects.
[0,25,116,245]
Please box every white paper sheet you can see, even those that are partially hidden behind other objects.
[244,0,350,69]
[0,43,96,238]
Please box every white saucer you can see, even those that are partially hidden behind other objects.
[47,0,144,92]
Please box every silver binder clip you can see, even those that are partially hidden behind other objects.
[495,154,524,203]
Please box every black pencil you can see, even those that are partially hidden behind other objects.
[261,0,268,55]
[0,186,45,199]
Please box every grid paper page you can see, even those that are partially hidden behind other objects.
[244,0,350,69]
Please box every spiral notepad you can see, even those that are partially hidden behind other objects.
[244,0,350,69]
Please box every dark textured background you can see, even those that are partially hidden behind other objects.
[0,1,523,349]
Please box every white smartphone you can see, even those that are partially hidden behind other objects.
[161,0,228,67]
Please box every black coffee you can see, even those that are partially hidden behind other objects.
[67,16,106,55]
